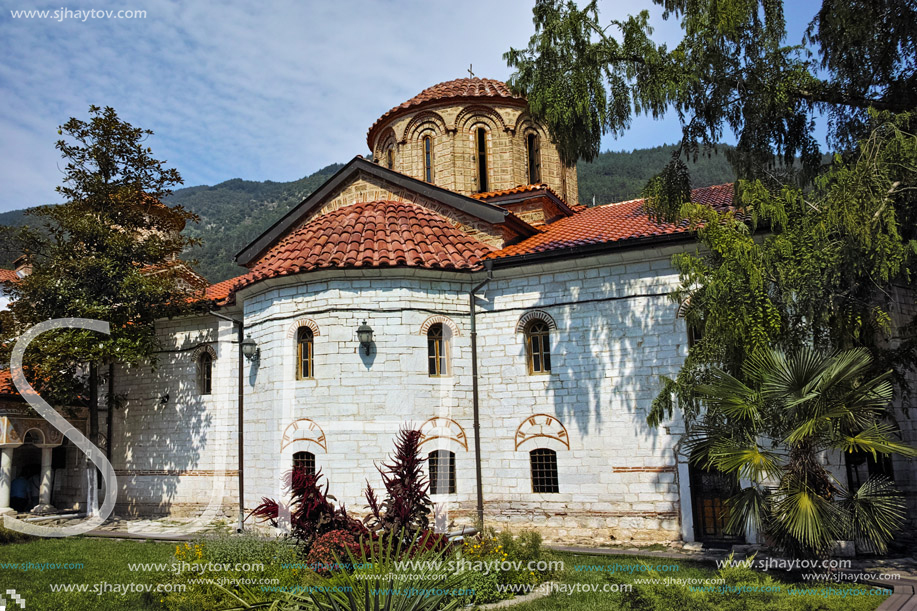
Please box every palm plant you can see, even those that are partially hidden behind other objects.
[687,347,916,557]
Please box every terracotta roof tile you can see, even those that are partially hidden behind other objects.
[0,369,13,395]
[203,275,249,306]
[238,200,495,289]
[491,184,735,259]
[471,183,567,203]
[0,269,19,283]
[367,77,524,148]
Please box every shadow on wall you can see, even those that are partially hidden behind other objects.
[110,330,216,517]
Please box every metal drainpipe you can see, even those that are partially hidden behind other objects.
[209,310,245,532]
[469,260,493,528]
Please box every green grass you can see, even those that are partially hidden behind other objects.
[0,536,175,610]
[0,541,894,611]
[510,552,890,611]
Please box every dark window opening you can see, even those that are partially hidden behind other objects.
[526,133,541,183]
[386,147,394,169]
[530,448,559,493]
[846,449,894,491]
[476,127,488,192]
[198,352,213,395]
[428,450,456,494]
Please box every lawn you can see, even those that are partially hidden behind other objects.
[0,537,892,611]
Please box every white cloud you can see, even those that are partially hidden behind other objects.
[0,0,685,212]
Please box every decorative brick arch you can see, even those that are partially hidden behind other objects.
[286,318,321,338]
[191,344,217,360]
[418,417,468,451]
[455,105,509,133]
[514,414,569,451]
[280,418,327,452]
[512,113,547,137]
[515,310,557,334]
[418,315,460,337]
[373,126,397,155]
[403,110,448,142]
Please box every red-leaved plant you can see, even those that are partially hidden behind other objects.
[249,468,366,553]
[364,428,436,539]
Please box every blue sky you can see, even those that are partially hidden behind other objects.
[0,0,823,213]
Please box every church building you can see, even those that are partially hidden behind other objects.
[1,77,914,545]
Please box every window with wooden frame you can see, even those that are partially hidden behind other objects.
[198,351,213,395]
[428,449,456,494]
[296,327,314,379]
[530,448,559,493]
[525,320,551,374]
[526,132,541,183]
[422,134,434,183]
[292,451,316,476]
[475,126,489,192]
[427,323,449,376]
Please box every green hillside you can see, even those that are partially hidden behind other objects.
[0,147,735,283]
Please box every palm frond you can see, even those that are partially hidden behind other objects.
[839,475,907,555]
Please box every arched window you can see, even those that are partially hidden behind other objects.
[198,351,213,395]
[526,133,541,183]
[427,323,449,376]
[475,126,488,192]
[297,327,314,379]
[525,320,551,374]
[386,146,395,169]
[428,450,456,494]
[422,135,434,183]
[292,451,316,476]
[530,448,559,493]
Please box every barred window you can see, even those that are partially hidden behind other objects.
[297,327,314,379]
[198,351,213,395]
[292,451,315,476]
[530,448,559,493]
[525,320,551,374]
[427,323,449,376]
[428,450,456,495]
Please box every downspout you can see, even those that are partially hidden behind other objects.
[209,310,245,533]
[469,260,493,528]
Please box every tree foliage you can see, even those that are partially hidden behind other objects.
[687,347,915,557]
[0,106,199,408]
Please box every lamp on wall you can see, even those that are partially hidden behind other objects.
[357,320,374,355]
[241,334,259,361]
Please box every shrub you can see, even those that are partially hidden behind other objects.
[364,428,433,539]
[305,529,360,573]
[250,468,366,554]
[457,529,550,605]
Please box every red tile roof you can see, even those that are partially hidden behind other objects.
[0,369,13,395]
[0,269,19,283]
[472,183,565,202]
[203,275,248,306]
[491,184,735,259]
[239,200,495,288]
[367,77,524,148]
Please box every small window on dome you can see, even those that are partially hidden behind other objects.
[526,133,541,183]
[475,127,488,193]
[423,135,434,183]
[386,147,395,169]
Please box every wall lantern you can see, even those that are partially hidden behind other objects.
[357,320,374,355]
[241,334,260,361]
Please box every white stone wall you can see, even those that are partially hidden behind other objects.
[234,248,690,544]
[109,315,238,518]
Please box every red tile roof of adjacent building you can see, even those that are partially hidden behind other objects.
[0,369,14,395]
[367,77,524,148]
[238,200,495,288]
[203,275,249,306]
[491,184,735,259]
[0,269,19,283]
[471,183,565,202]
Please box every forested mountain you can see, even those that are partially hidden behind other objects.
[0,147,735,282]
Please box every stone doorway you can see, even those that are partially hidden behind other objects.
[688,463,744,544]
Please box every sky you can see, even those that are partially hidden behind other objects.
[0,0,823,213]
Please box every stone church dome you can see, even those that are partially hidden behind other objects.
[366,77,579,204]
